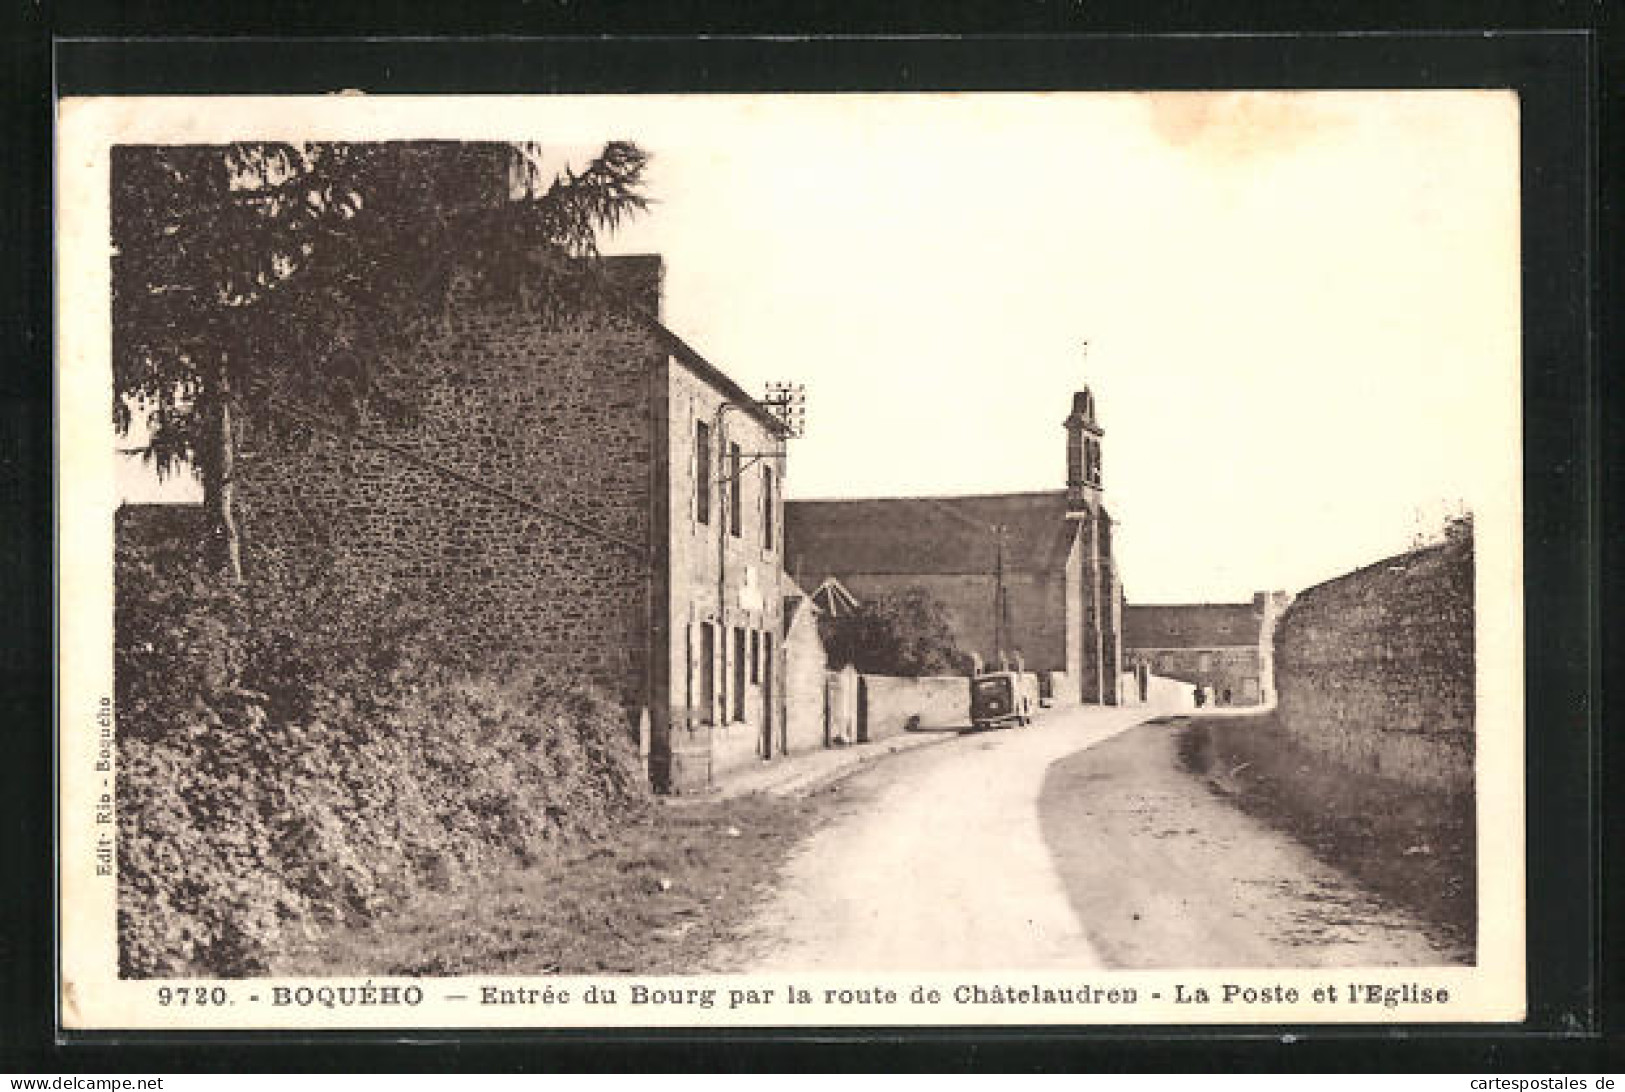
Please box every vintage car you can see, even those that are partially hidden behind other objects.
[970,671,1034,730]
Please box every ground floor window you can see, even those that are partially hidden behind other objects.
[733,626,747,722]
[699,623,715,725]
[750,629,760,684]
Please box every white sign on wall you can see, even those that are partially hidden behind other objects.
[738,564,763,613]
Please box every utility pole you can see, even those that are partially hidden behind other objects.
[993,523,1008,670]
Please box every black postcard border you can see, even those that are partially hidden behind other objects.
[6,21,1608,1071]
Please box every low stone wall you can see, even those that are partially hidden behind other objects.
[1273,534,1474,794]
[1148,674,1195,709]
[1120,670,1143,705]
[785,614,829,755]
[858,674,971,742]
[1042,670,1075,706]
[1018,671,1041,715]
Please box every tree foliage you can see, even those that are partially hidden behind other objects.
[818,588,975,677]
[111,141,652,576]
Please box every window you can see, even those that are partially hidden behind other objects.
[695,420,711,525]
[762,465,774,550]
[698,623,715,724]
[750,630,760,684]
[728,441,742,537]
[733,627,747,721]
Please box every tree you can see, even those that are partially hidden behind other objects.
[818,588,975,677]
[112,141,651,582]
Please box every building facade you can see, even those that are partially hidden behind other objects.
[231,249,792,793]
[1122,591,1290,705]
[784,388,1123,705]
[659,319,794,787]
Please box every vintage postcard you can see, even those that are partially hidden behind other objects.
[57,91,1524,1031]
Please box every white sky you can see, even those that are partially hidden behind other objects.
[109,91,1521,603]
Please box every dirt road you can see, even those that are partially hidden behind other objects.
[719,704,1453,973]
[1039,717,1456,968]
[719,702,1159,973]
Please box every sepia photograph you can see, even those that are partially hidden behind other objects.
[56,90,1524,1029]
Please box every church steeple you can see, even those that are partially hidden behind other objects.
[1064,386,1104,516]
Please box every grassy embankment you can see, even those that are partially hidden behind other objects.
[116,510,818,978]
[1177,713,1475,959]
[276,794,816,976]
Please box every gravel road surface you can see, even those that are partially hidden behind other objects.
[721,702,1452,972]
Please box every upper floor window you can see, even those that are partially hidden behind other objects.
[762,465,775,551]
[695,420,711,525]
[728,441,743,538]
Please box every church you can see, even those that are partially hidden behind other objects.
[784,388,1124,705]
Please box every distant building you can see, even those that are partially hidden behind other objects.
[1123,591,1290,704]
[785,388,1124,705]
[807,575,860,618]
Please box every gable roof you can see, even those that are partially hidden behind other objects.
[809,576,860,617]
[643,317,788,437]
[785,490,1077,577]
[1123,603,1262,649]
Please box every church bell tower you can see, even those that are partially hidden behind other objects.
[1062,383,1119,705]
[1064,387,1104,517]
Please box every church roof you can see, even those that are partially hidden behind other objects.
[784,490,1080,578]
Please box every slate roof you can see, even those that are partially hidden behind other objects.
[1123,603,1262,649]
[784,490,1079,577]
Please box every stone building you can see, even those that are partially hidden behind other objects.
[1122,591,1290,705]
[230,242,793,794]
[784,388,1124,705]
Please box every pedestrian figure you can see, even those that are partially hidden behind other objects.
[1222,687,1232,705]
[1193,685,1206,708]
